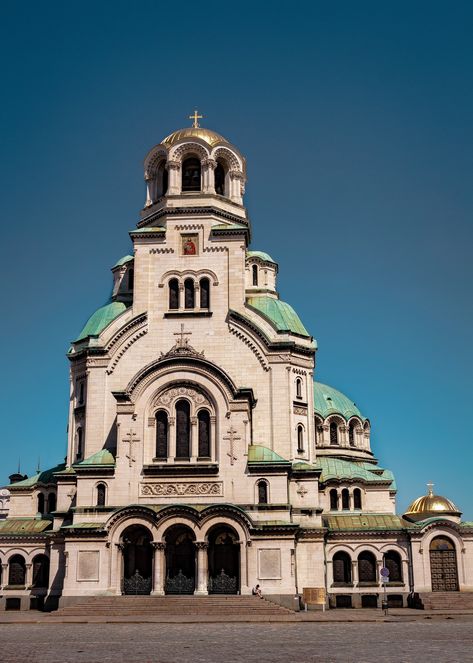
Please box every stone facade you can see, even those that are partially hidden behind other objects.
[1,122,472,611]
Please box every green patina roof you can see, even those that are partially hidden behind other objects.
[292,461,318,471]
[9,463,66,489]
[246,250,276,264]
[247,445,288,464]
[0,518,53,534]
[246,296,311,339]
[314,382,365,421]
[74,301,128,342]
[315,457,396,489]
[61,522,106,530]
[323,514,405,531]
[212,223,248,231]
[75,449,116,467]
[129,226,166,234]
[112,254,134,268]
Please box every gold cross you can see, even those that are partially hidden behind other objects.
[174,323,192,349]
[189,109,203,128]
[427,481,434,496]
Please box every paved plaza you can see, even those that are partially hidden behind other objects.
[1,620,473,663]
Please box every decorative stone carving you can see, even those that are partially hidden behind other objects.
[154,386,210,409]
[140,482,223,497]
[294,406,308,415]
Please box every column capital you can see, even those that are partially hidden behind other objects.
[195,541,208,550]
[151,541,166,551]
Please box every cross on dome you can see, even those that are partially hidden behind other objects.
[189,109,203,128]
[427,481,434,496]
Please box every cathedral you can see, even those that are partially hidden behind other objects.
[1,116,472,612]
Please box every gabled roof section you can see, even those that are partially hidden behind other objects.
[9,463,66,489]
[315,457,396,490]
[0,518,54,534]
[74,449,116,467]
[246,296,313,340]
[323,514,405,532]
[74,301,129,342]
[314,382,365,421]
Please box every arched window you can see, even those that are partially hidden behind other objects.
[296,378,302,399]
[348,421,356,446]
[158,162,168,197]
[175,400,191,459]
[330,488,338,510]
[330,422,339,445]
[8,555,26,586]
[257,480,268,504]
[32,554,50,588]
[156,410,168,459]
[76,427,83,460]
[252,264,258,286]
[169,278,179,310]
[128,268,134,291]
[358,551,377,583]
[47,493,56,513]
[200,277,210,309]
[341,488,350,510]
[182,157,201,192]
[78,382,84,405]
[96,483,106,507]
[333,551,352,584]
[37,493,45,514]
[353,488,362,510]
[297,425,304,452]
[215,162,225,195]
[384,550,403,582]
[198,409,211,458]
[184,278,195,309]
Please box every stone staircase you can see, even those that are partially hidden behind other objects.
[54,595,296,620]
[420,592,473,610]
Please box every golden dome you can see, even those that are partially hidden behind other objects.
[405,483,461,519]
[162,127,228,149]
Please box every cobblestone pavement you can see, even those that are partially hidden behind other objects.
[1,620,473,663]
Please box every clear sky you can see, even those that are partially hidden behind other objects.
[1,1,472,518]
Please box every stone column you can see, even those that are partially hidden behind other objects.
[151,543,166,596]
[351,559,358,586]
[203,159,216,194]
[25,563,33,588]
[195,542,209,595]
[168,417,176,461]
[1,563,8,588]
[210,416,217,461]
[144,173,153,207]
[191,417,198,461]
[239,541,250,595]
[115,543,125,595]
[377,559,383,587]
[167,160,180,195]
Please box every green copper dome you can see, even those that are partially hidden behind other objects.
[246,250,276,264]
[75,301,128,342]
[112,254,134,268]
[246,296,311,338]
[314,382,366,421]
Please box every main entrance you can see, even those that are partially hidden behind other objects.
[208,526,240,594]
[122,525,153,595]
[165,526,196,594]
[430,536,459,592]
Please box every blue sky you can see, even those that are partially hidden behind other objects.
[1,1,472,518]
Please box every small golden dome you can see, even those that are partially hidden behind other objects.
[162,127,228,149]
[405,483,461,519]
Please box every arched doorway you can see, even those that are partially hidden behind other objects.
[208,526,240,594]
[121,525,153,595]
[430,536,459,591]
[165,526,196,594]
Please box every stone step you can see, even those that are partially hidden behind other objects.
[420,592,473,610]
[56,596,294,618]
